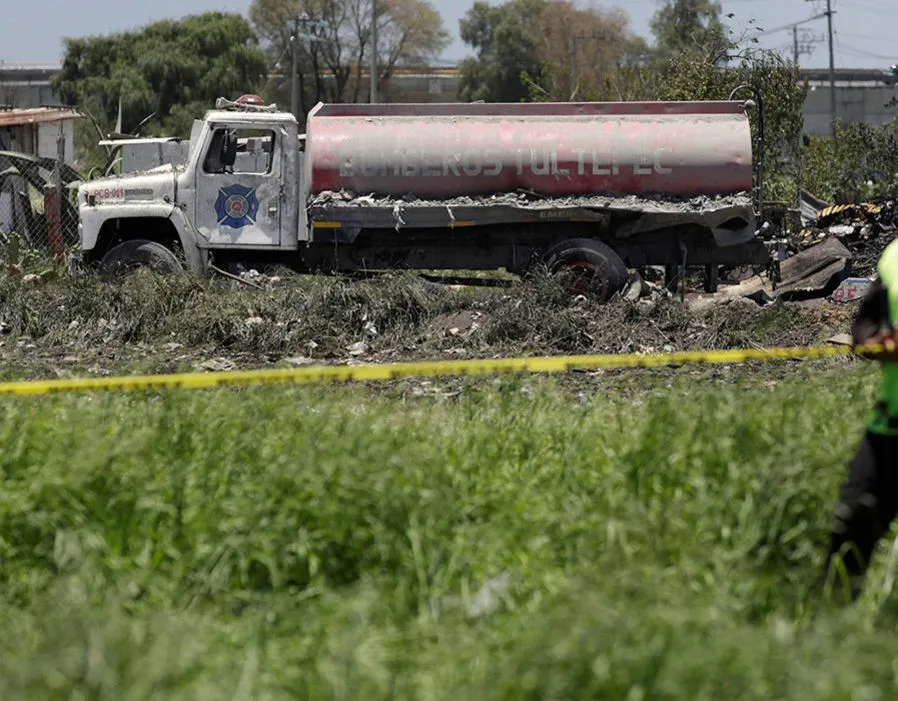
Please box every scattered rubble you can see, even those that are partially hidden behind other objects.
[703,193,897,306]
[827,332,854,346]
[831,278,874,304]
[428,310,485,339]
[233,266,283,288]
[195,357,236,372]
[721,237,853,304]
[794,193,898,279]
[346,341,368,356]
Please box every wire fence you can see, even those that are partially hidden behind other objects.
[0,124,80,258]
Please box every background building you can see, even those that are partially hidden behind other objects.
[0,62,64,108]
[2,61,896,138]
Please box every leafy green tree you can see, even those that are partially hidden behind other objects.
[458,0,544,102]
[54,12,269,140]
[803,120,898,203]
[459,0,640,103]
[650,0,730,62]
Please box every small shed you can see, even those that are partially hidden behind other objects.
[0,106,82,166]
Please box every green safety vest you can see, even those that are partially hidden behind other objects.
[869,238,898,435]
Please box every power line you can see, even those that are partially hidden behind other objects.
[841,0,898,15]
[837,44,898,61]
[837,32,898,43]
[833,31,897,61]
[751,12,828,38]
[848,0,898,10]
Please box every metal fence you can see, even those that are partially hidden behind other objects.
[0,125,81,258]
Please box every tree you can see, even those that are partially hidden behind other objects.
[54,12,269,141]
[803,120,898,203]
[458,0,544,103]
[459,0,641,103]
[649,0,730,62]
[250,0,449,119]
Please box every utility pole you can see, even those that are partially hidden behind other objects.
[793,25,799,67]
[370,0,378,103]
[766,12,825,68]
[291,15,300,120]
[826,0,836,130]
[805,0,836,131]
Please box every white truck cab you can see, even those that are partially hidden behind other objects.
[78,96,304,275]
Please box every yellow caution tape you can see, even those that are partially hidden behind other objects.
[0,343,875,397]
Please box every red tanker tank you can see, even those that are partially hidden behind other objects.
[304,101,754,199]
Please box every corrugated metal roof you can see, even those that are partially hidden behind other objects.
[0,61,62,72]
[0,107,82,127]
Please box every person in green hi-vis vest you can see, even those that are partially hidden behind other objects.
[825,238,898,599]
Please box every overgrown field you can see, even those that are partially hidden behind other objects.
[0,268,855,379]
[0,267,887,698]
[3,365,898,699]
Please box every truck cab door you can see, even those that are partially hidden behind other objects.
[194,124,283,247]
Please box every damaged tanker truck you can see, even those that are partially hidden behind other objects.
[75,95,773,298]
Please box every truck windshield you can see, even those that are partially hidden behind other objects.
[202,127,276,175]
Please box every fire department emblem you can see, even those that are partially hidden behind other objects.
[215,184,259,228]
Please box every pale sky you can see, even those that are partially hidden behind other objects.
[2,0,897,70]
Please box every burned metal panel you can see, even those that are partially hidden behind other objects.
[611,203,757,246]
[305,100,753,199]
[307,194,757,247]
[720,236,852,301]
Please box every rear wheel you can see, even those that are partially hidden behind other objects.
[543,238,629,302]
[99,239,183,277]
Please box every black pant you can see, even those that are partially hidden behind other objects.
[825,430,898,598]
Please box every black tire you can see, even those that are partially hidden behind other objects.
[542,238,629,302]
[99,239,183,277]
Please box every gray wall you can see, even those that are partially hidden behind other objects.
[0,63,63,108]
[804,81,898,136]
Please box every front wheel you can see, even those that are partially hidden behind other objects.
[542,238,629,302]
[99,239,184,277]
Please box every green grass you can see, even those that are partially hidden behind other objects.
[1,364,896,699]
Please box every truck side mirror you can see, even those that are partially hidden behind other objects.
[203,130,224,172]
[221,132,238,170]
